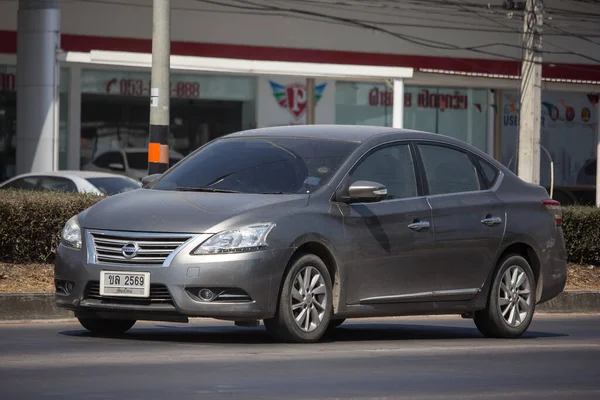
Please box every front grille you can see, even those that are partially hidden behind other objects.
[85,281,173,304]
[89,231,193,266]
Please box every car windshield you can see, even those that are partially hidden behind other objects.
[86,177,141,195]
[152,136,359,194]
[126,152,181,170]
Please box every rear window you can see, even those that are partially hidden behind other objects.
[86,177,141,195]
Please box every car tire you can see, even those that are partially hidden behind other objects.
[78,317,136,335]
[264,253,333,343]
[474,254,537,339]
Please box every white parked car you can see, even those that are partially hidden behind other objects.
[0,171,141,196]
[82,148,184,181]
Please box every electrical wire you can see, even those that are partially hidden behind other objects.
[192,0,600,74]
[19,0,600,76]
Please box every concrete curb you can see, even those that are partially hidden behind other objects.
[536,290,600,313]
[0,291,598,321]
[0,293,73,321]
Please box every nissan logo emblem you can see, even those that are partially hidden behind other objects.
[121,242,140,259]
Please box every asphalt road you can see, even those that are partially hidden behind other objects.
[0,314,599,400]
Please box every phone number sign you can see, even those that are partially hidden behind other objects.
[105,78,200,99]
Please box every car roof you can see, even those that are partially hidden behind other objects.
[8,170,135,180]
[222,124,443,143]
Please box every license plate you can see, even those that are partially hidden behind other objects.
[99,271,150,298]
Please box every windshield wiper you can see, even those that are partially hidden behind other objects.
[176,187,241,193]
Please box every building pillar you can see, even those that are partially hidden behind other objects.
[392,78,404,128]
[16,0,60,175]
[596,96,600,207]
[67,66,81,170]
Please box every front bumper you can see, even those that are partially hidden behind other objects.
[54,239,291,322]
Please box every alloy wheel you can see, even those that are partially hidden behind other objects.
[290,265,328,332]
[498,265,533,328]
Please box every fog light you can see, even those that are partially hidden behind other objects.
[199,288,214,301]
[65,282,74,293]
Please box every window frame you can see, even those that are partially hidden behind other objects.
[333,139,425,204]
[412,140,497,197]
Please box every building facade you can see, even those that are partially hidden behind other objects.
[1,0,599,203]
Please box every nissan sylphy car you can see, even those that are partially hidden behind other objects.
[55,125,567,343]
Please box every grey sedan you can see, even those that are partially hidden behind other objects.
[54,125,567,343]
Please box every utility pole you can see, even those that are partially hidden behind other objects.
[305,78,315,124]
[517,0,543,185]
[148,0,171,175]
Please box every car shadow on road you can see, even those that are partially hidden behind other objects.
[58,320,568,344]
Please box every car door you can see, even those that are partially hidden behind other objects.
[415,142,506,300]
[339,142,436,305]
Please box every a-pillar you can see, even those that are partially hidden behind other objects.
[392,78,404,128]
[16,0,60,175]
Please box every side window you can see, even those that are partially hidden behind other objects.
[418,144,480,195]
[476,158,500,188]
[349,144,418,200]
[94,152,123,168]
[1,176,39,189]
[38,177,78,193]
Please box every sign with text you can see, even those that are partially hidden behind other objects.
[256,76,335,127]
[81,70,255,102]
[368,87,470,111]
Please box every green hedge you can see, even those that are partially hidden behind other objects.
[562,206,600,265]
[0,190,599,265]
[0,189,103,264]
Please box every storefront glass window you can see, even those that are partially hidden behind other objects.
[0,65,69,182]
[80,69,257,169]
[500,90,599,192]
[335,82,490,153]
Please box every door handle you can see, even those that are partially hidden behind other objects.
[481,216,502,226]
[408,221,430,231]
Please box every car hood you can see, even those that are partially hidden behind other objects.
[78,188,309,233]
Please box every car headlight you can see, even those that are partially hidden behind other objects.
[61,216,82,249]
[192,223,275,255]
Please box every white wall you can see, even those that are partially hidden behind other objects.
[1,0,599,66]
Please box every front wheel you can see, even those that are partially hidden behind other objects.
[474,254,536,339]
[264,254,333,343]
[78,317,136,335]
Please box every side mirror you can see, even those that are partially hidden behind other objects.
[346,180,388,203]
[141,173,162,187]
[108,163,125,171]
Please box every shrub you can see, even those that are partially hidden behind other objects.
[0,189,104,264]
[561,206,600,265]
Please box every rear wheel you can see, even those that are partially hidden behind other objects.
[264,254,333,343]
[78,317,136,335]
[474,254,536,339]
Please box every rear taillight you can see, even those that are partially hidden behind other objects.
[543,199,562,226]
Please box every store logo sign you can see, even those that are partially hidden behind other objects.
[269,81,327,119]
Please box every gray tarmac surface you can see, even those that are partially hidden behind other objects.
[0,314,599,400]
